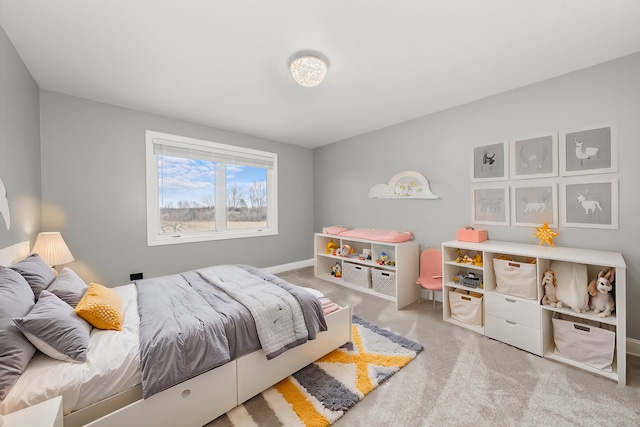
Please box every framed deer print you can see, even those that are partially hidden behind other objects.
[472,183,510,226]
[511,181,558,227]
[560,178,618,229]
[471,141,508,182]
[509,133,558,180]
[560,124,618,176]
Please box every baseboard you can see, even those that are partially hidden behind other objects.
[627,338,640,357]
[264,259,314,275]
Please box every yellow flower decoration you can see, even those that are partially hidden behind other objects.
[534,222,558,247]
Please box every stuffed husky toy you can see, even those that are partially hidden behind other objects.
[588,268,615,317]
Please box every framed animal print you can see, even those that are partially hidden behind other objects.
[471,141,508,182]
[511,181,558,228]
[560,178,618,229]
[471,183,510,226]
[560,124,618,176]
[509,133,558,180]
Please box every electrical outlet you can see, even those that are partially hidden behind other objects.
[130,272,143,281]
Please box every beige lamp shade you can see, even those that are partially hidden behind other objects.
[32,232,75,267]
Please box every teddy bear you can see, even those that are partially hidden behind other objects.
[540,269,558,307]
[588,267,615,317]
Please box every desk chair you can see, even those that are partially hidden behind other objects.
[417,248,443,309]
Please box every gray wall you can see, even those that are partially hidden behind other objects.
[0,26,42,248]
[314,53,640,339]
[39,91,314,285]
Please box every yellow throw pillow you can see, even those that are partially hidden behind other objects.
[75,283,123,331]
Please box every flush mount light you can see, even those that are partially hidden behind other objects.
[289,54,328,87]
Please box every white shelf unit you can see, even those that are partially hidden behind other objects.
[314,233,419,310]
[442,239,627,385]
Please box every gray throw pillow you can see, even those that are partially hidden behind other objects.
[47,267,89,308]
[9,253,56,300]
[0,267,37,400]
[13,290,91,363]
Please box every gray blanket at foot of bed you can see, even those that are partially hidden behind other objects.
[136,265,327,399]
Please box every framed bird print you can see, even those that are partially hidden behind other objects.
[471,141,508,182]
[509,133,558,180]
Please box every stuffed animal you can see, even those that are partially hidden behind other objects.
[588,268,615,317]
[325,240,338,254]
[540,269,558,307]
[331,262,342,278]
[471,253,483,266]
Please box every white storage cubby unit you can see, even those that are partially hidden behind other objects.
[442,239,627,385]
[314,233,419,310]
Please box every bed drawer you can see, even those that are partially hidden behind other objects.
[485,292,540,329]
[485,314,543,356]
[85,361,237,427]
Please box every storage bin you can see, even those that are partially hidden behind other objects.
[371,269,396,296]
[449,290,483,326]
[343,263,372,288]
[493,257,538,300]
[457,228,488,243]
[552,316,615,372]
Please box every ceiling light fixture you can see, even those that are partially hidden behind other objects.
[289,54,328,87]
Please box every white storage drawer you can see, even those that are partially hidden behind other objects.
[485,292,540,329]
[485,315,543,356]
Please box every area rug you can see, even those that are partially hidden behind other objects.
[210,315,423,427]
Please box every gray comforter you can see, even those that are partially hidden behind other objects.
[136,265,327,398]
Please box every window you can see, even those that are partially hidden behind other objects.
[145,131,277,246]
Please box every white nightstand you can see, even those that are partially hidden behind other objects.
[1,396,63,427]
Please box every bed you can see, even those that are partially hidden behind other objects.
[0,241,351,427]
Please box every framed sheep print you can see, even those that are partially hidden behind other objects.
[511,181,558,228]
[471,141,508,182]
[560,124,618,176]
[471,183,510,226]
[509,133,558,180]
[560,178,618,229]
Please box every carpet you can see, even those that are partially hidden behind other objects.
[209,315,423,427]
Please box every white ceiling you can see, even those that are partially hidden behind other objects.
[2,1,639,148]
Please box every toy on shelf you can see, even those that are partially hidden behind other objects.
[331,262,342,278]
[341,245,355,257]
[540,270,558,307]
[326,240,338,254]
[588,267,615,317]
[471,253,483,266]
[376,251,395,266]
[456,251,482,266]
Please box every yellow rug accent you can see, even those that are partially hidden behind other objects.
[209,315,423,427]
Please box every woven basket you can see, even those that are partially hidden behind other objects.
[371,269,396,296]
[343,263,372,288]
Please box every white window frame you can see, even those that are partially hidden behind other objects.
[145,130,278,246]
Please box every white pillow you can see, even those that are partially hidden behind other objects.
[550,261,589,313]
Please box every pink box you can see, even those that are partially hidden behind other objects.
[457,228,488,243]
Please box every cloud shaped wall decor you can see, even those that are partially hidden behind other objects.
[368,171,439,199]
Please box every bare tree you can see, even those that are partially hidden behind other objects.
[248,180,267,220]
[227,183,246,210]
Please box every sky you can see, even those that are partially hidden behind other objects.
[158,156,266,207]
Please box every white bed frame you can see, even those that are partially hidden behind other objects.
[1,241,352,427]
